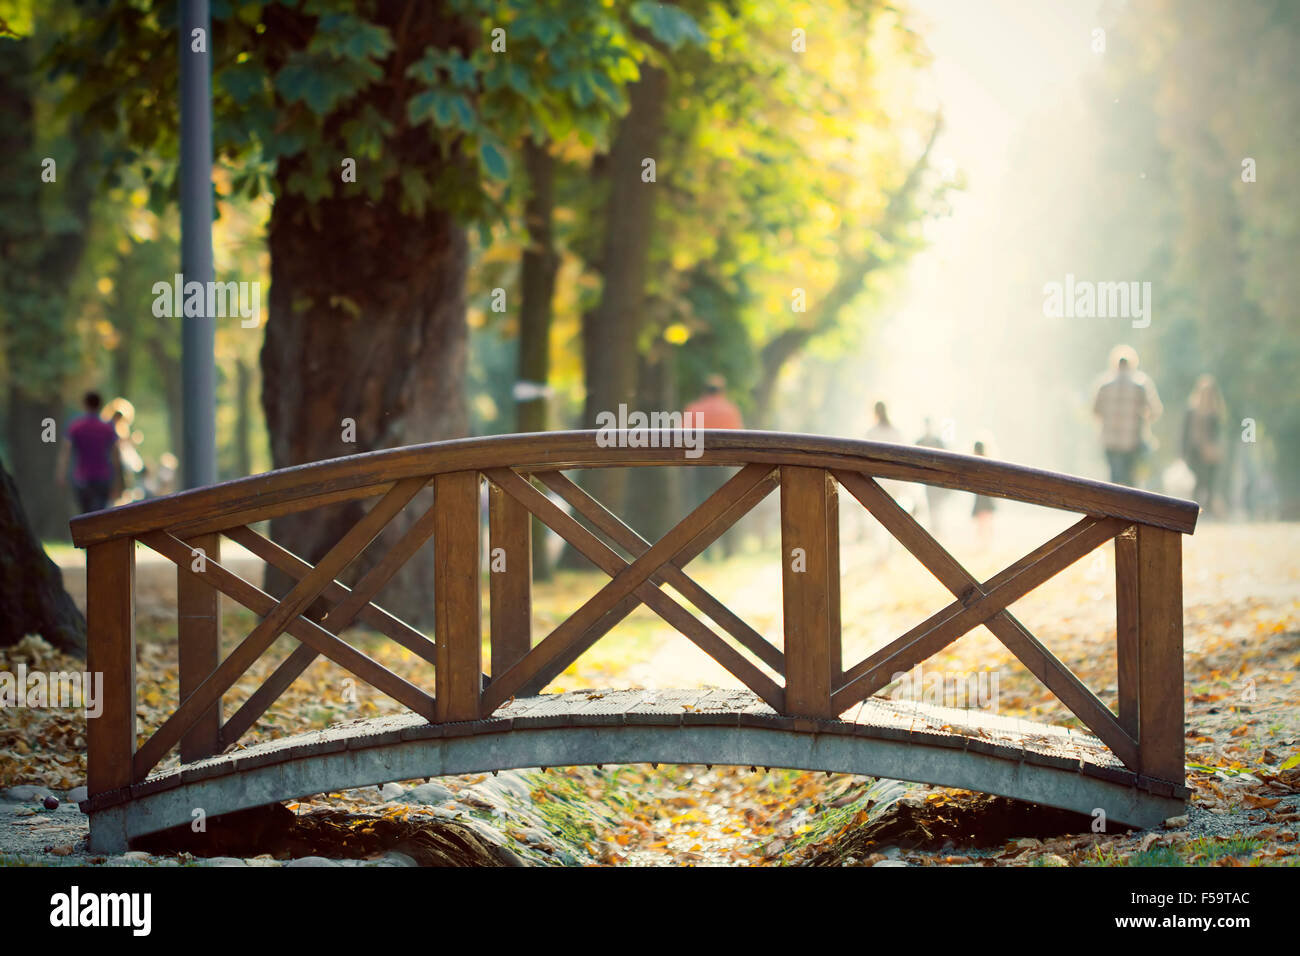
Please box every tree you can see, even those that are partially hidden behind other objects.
[52,0,652,625]
[1,6,102,541]
[0,458,85,654]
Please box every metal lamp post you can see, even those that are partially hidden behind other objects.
[178,0,216,490]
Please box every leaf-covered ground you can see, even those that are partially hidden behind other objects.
[4,511,1298,866]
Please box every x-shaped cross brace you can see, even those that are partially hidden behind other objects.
[480,464,784,713]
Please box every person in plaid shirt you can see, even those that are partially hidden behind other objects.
[1093,345,1163,487]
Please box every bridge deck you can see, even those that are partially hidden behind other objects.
[82,689,1188,818]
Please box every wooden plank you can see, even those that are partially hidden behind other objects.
[220,504,443,744]
[536,469,785,674]
[1115,527,1140,739]
[86,538,136,794]
[1136,525,1184,783]
[224,524,436,663]
[519,466,782,698]
[827,479,842,684]
[835,471,1138,766]
[69,430,1199,548]
[480,464,777,711]
[488,478,532,676]
[485,467,784,710]
[781,466,837,718]
[434,471,483,722]
[830,516,1127,713]
[136,531,437,772]
[221,642,319,746]
[178,532,221,762]
[131,477,427,775]
[516,466,781,695]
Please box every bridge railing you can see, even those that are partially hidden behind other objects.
[69,430,1198,804]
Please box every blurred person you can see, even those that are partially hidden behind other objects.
[1182,374,1226,513]
[915,417,951,534]
[55,391,120,514]
[865,401,905,444]
[866,401,914,518]
[104,397,145,503]
[971,440,995,549]
[684,375,744,557]
[684,374,743,430]
[156,452,179,496]
[1092,345,1162,487]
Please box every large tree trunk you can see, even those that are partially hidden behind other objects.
[260,181,469,630]
[517,139,560,581]
[0,459,85,655]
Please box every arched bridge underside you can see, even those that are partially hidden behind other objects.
[71,431,1198,852]
[83,690,1189,849]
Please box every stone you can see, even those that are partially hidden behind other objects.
[405,781,454,805]
[1,785,47,802]
[201,857,249,867]
[284,856,343,867]
[66,786,88,804]
[873,860,909,867]
[370,851,418,867]
[481,773,533,802]
[1163,814,1189,829]
[379,782,406,801]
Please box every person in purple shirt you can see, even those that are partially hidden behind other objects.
[56,391,120,514]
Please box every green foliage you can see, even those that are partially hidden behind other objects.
[49,0,701,223]
[614,0,947,415]
[630,0,709,50]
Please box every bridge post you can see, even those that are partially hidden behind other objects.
[780,466,840,718]
[1114,527,1139,739]
[488,480,531,677]
[179,532,222,761]
[86,537,136,796]
[434,471,483,721]
[1136,525,1185,783]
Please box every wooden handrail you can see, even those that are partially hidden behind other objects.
[69,430,1199,546]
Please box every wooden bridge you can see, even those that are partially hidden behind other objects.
[69,431,1198,852]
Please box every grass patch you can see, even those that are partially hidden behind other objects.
[1082,835,1262,867]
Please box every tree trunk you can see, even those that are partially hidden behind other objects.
[0,458,86,655]
[559,66,669,568]
[625,348,682,540]
[517,139,559,581]
[260,178,469,630]
[233,357,253,479]
[0,35,97,542]
[5,391,70,541]
[146,335,185,461]
[579,64,669,505]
